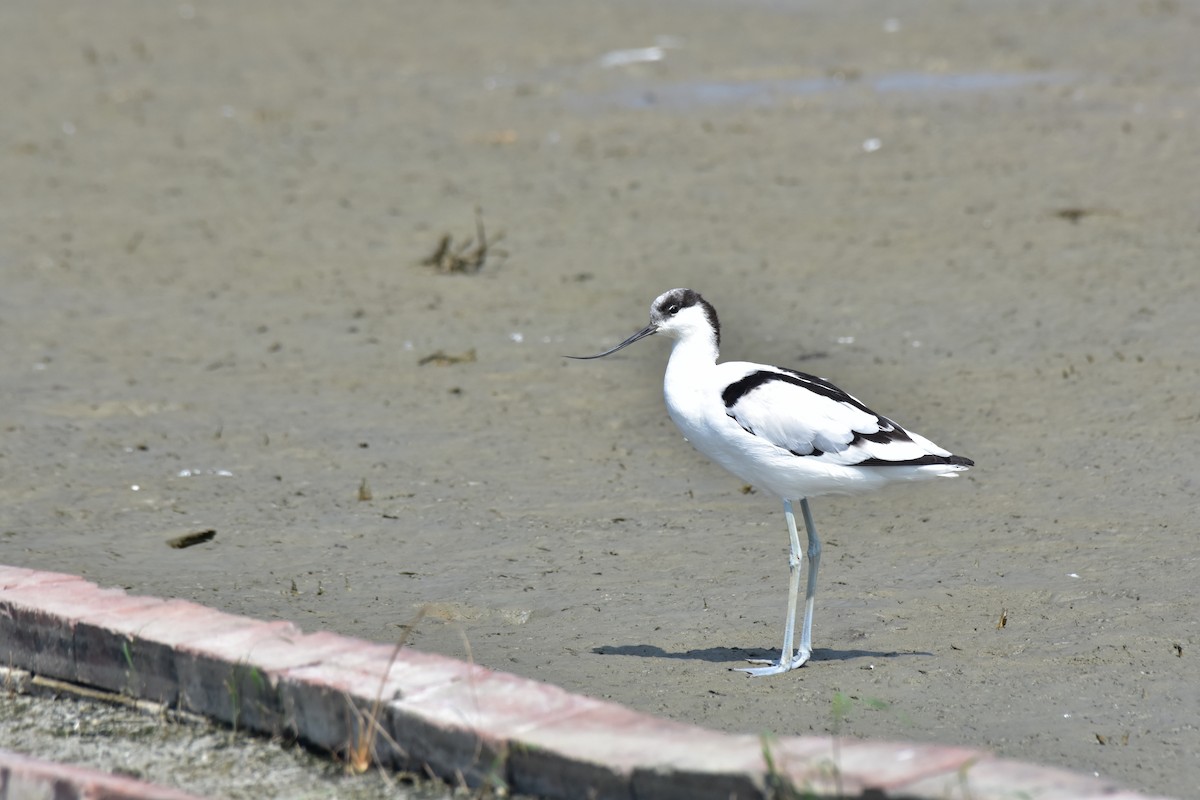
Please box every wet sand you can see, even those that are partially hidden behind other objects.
[2,2,1198,797]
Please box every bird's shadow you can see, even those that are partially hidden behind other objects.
[592,644,932,665]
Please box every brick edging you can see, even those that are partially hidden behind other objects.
[0,565,1167,800]
[0,747,205,800]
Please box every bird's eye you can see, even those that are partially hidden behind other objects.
[666,304,680,315]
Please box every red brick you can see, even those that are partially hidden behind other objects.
[795,738,984,795]
[900,754,1175,800]
[384,669,599,791]
[72,597,172,694]
[0,566,82,590]
[510,702,768,800]
[166,621,299,728]
[0,581,162,685]
[0,604,78,679]
[120,601,268,645]
[395,665,590,733]
[0,747,203,800]
[75,599,248,704]
[386,697,511,788]
[315,643,491,702]
[275,667,371,756]
[1,567,1169,800]
[223,629,363,672]
[279,657,418,759]
[0,580,145,619]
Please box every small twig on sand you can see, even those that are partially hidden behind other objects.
[420,206,506,274]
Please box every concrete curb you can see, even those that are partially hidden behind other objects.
[0,565,1167,800]
[0,747,205,800]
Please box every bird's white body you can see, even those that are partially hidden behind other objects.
[663,338,966,500]
[570,288,972,676]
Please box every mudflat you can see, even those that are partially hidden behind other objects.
[2,2,1197,797]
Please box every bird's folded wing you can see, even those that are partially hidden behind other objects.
[722,368,954,466]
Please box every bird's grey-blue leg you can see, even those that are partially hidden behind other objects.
[736,498,806,676]
[796,497,822,665]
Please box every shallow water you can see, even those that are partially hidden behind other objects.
[572,71,1068,111]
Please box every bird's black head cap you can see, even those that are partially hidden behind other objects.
[654,288,720,347]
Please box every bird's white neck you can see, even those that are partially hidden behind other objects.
[669,327,720,367]
[663,329,721,408]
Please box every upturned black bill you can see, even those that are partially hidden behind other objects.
[566,324,658,359]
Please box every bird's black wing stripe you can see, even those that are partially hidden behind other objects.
[722,370,774,407]
[776,367,881,415]
[850,423,909,445]
[722,368,873,411]
[855,453,975,468]
[721,370,812,407]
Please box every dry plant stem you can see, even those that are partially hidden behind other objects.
[344,605,428,775]
[2,668,207,726]
[419,206,505,273]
